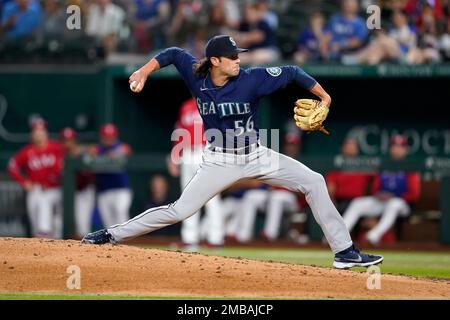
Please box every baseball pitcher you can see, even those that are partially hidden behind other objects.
[82,35,383,269]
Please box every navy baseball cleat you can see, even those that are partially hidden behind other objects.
[333,245,383,269]
[81,229,116,245]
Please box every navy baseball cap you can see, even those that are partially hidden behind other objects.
[205,35,248,58]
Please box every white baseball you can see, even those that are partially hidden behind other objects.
[130,80,142,92]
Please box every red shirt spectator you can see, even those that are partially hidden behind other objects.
[405,0,445,30]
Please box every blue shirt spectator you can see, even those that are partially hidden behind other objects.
[298,28,319,51]
[327,14,368,44]
[295,12,327,63]
[134,0,166,21]
[239,19,277,50]
[323,0,368,60]
[326,15,368,52]
[132,0,170,51]
[0,0,14,18]
[379,172,408,197]
[1,0,41,38]
[298,28,321,58]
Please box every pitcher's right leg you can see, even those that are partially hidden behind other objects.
[247,147,353,254]
[93,160,243,243]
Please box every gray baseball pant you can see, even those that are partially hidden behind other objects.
[108,145,352,254]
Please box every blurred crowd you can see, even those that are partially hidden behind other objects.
[6,97,422,250]
[1,0,450,64]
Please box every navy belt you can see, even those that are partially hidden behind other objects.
[210,142,259,155]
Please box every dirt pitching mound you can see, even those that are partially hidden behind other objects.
[0,237,449,299]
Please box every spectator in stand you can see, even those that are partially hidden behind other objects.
[230,2,280,65]
[196,0,241,57]
[85,0,127,56]
[390,9,420,62]
[7,119,64,238]
[322,0,368,61]
[443,0,450,16]
[167,0,206,47]
[0,0,14,19]
[131,0,170,53]
[60,127,96,239]
[36,0,66,41]
[378,0,409,27]
[180,0,241,58]
[439,17,450,61]
[90,123,133,228]
[294,11,328,64]
[0,0,41,39]
[204,0,239,39]
[342,10,417,65]
[256,0,278,30]
[205,1,228,39]
[209,0,241,30]
[405,0,445,33]
[326,137,375,213]
[222,0,241,28]
[182,26,207,59]
[407,5,442,63]
[342,135,421,246]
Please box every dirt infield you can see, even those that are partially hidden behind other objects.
[0,237,449,299]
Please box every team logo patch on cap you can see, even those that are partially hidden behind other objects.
[266,67,282,77]
[229,37,236,47]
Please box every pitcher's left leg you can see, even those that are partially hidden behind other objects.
[247,147,352,254]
